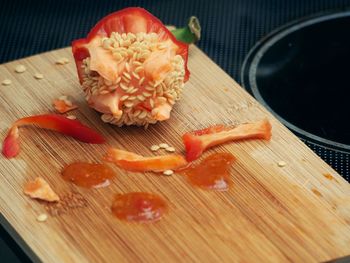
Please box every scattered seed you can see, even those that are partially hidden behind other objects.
[137,95,145,101]
[138,111,147,119]
[142,91,151,97]
[149,99,155,108]
[120,95,129,101]
[132,71,140,79]
[150,145,160,151]
[124,101,134,108]
[66,115,77,120]
[133,110,141,117]
[15,64,26,73]
[56,57,69,65]
[125,62,130,72]
[122,76,131,83]
[123,72,131,79]
[138,77,145,85]
[132,61,141,66]
[34,73,44,79]
[128,96,136,100]
[130,87,138,94]
[101,114,113,123]
[126,87,135,93]
[159,143,169,149]
[120,82,128,91]
[135,66,143,73]
[1,79,12,86]
[165,146,175,152]
[36,213,48,222]
[115,76,122,84]
[163,170,174,176]
[99,90,109,95]
[277,161,287,167]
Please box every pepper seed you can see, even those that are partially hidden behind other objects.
[163,170,174,176]
[36,213,48,222]
[15,65,26,73]
[1,79,12,86]
[66,115,77,120]
[159,143,169,149]
[277,161,287,167]
[150,145,160,151]
[165,147,175,152]
[34,73,44,79]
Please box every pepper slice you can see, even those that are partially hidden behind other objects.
[104,148,188,172]
[2,114,105,158]
[183,119,272,161]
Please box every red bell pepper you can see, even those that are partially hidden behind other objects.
[104,148,188,172]
[72,7,190,84]
[183,119,272,161]
[2,114,105,158]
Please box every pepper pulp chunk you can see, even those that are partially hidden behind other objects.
[111,192,168,223]
[62,162,115,188]
[180,152,236,191]
[72,7,190,127]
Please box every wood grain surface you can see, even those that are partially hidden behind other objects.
[0,46,350,263]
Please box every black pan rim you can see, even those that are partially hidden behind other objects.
[241,9,350,154]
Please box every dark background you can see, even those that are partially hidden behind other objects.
[2,0,350,80]
[1,1,350,262]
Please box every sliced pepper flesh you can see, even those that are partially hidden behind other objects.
[2,114,105,159]
[183,119,272,161]
[104,148,188,172]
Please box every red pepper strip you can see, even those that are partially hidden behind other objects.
[2,114,105,158]
[104,148,188,172]
[183,119,272,162]
[2,126,20,159]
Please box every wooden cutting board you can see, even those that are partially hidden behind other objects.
[0,45,350,263]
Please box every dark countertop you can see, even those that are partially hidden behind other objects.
[1,1,350,262]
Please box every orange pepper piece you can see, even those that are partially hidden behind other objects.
[183,119,272,161]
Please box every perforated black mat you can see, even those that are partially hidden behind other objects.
[0,0,349,183]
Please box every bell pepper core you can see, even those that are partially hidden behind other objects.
[183,119,272,162]
[104,148,188,172]
[72,7,190,84]
[72,7,198,127]
[2,114,105,159]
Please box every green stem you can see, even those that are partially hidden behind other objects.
[171,16,201,44]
